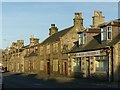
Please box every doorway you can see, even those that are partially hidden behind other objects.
[86,57,90,77]
[47,61,50,75]
[64,62,67,76]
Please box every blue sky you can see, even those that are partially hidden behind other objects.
[2,2,118,49]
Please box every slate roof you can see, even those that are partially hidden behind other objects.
[98,19,120,27]
[24,51,38,57]
[40,26,74,44]
[78,28,101,34]
[70,33,120,53]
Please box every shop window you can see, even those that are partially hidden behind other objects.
[95,56,108,72]
[73,58,81,72]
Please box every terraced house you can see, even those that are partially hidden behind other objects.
[69,17,120,82]
[34,12,85,76]
[2,11,84,76]
[2,10,120,82]
[6,40,25,72]
[24,35,39,73]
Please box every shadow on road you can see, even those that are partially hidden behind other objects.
[2,72,119,89]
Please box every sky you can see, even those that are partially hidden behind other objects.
[1,2,118,49]
[1,0,119,2]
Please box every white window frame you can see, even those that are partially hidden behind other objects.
[107,26,112,40]
[79,33,86,45]
[101,27,106,41]
[79,33,82,45]
[83,33,86,44]
[101,28,103,41]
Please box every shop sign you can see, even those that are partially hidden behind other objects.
[71,50,100,57]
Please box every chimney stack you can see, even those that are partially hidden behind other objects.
[49,24,58,36]
[91,10,105,28]
[30,35,39,46]
[73,12,83,27]
[17,40,24,48]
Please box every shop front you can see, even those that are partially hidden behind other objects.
[69,49,109,80]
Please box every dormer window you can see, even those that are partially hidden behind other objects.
[79,33,83,45]
[79,32,86,45]
[83,33,86,44]
[107,26,112,40]
[101,27,106,41]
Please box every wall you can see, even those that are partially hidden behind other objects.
[113,41,120,81]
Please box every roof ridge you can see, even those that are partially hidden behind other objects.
[40,26,74,44]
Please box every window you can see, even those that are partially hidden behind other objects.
[53,60,58,71]
[83,33,86,44]
[53,42,58,53]
[107,26,112,40]
[79,32,86,45]
[101,27,106,41]
[40,46,43,55]
[73,58,81,72]
[40,61,44,70]
[46,44,50,54]
[95,56,108,72]
[79,33,83,45]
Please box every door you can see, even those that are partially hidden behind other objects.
[64,62,67,76]
[47,61,50,75]
[86,57,90,77]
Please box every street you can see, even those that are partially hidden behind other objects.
[2,72,119,89]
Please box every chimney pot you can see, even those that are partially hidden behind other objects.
[51,24,55,27]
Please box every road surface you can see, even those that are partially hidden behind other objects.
[2,72,119,89]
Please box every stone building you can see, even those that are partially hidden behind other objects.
[2,35,39,73]
[24,35,39,73]
[6,40,24,72]
[91,10,105,28]
[69,18,120,82]
[2,10,120,82]
[2,48,10,72]
[37,12,84,76]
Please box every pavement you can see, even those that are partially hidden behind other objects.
[2,72,120,89]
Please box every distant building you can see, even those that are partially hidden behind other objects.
[24,35,39,73]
